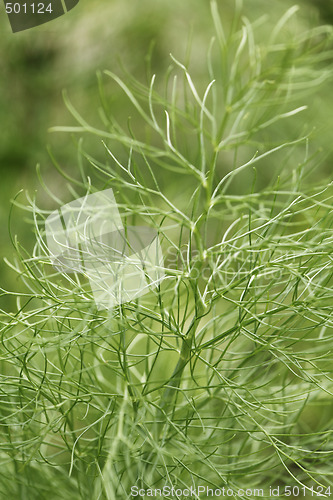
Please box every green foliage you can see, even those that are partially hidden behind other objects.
[1,3,333,499]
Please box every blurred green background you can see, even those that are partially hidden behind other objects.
[0,0,332,306]
[1,2,333,498]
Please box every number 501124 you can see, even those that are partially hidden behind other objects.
[5,3,53,14]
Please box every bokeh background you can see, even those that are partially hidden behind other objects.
[1,0,333,312]
[1,2,333,498]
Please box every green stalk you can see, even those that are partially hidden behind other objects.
[156,262,206,440]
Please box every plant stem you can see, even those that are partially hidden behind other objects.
[155,274,206,440]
